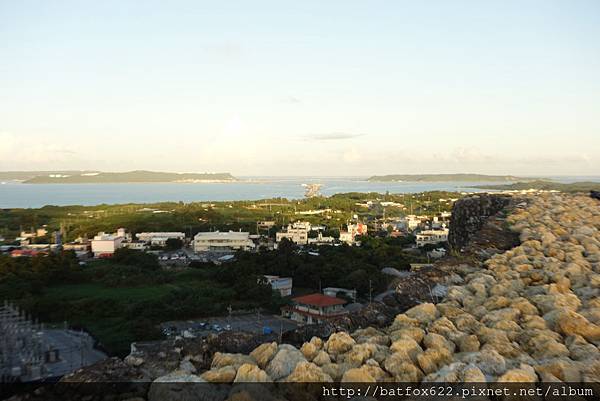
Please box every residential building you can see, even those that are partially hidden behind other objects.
[91,232,125,257]
[193,231,255,252]
[307,232,335,246]
[276,221,311,245]
[282,293,348,324]
[257,221,276,230]
[416,228,449,247]
[339,222,368,245]
[136,232,185,247]
[263,275,293,297]
[121,242,148,251]
[339,231,354,245]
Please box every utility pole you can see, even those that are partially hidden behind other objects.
[227,304,232,327]
[369,280,373,305]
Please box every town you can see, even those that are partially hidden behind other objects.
[0,191,455,381]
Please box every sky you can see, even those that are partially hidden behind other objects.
[1,0,599,176]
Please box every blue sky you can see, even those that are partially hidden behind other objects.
[1,0,599,175]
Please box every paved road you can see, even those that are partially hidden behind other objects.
[162,313,298,337]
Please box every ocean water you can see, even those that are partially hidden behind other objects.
[0,176,598,209]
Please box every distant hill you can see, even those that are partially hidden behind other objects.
[472,180,600,193]
[18,170,238,184]
[0,171,99,181]
[367,174,535,182]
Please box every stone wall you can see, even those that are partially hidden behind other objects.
[448,193,513,251]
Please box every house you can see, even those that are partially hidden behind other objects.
[193,231,255,252]
[91,232,125,257]
[282,293,348,324]
[307,232,335,246]
[263,275,293,297]
[339,231,354,245]
[136,232,186,247]
[10,249,44,258]
[276,221,311,245]
[257,221,276,230]
[416,229,449,247]
[339,222,368,245]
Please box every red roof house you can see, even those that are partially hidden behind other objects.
[282,293,348,324]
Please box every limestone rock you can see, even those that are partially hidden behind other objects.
[324,332,356,356]
[300,342,318,361]
[211,352,256,370]
[404,303,439,325]
[250,342,278,369]
[234,363,271,382]
[497,366,537,382]
[341,366,376,382]
[201,366,237,383]
[389,337,423,364]
[265,344,306,381]
[312,350,331,366]
[285,361,333,382]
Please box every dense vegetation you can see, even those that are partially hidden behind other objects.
[472,180,600,193]
[367,174,533,182]
[0,191,457,242]
[0,234,423,356]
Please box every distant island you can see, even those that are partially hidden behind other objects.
[472,180,600,193]
[367,174,536,182]
[2,170,238,184]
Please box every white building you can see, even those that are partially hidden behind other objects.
[307,232,335,245]
[339,222,368,245]
[276,221,311,245]
[136,232,186,247]
[91,232,125,257]
[193,231,255,252]
[416,229,449,247]
[339,231,354,245]
[263,275,293,297]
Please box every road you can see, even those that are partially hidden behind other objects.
[162,313,299,337]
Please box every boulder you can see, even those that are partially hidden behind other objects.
[497,366,538,382]
[416,347,452,375]
[285,361,333,382]
[550,309,600,342]
[324,332,356,356]
[265,344,306,381]
[300,342,318,361]
[456,334,480,353]
[249,342,277,369]
[312,351,331,366]
[463,349,506,376]
[404,303,439,325]
[200,366,237,383]
[234,363,271,382]
[211,352,256,370]
[389,337,423,363]
[341,366,376,382]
